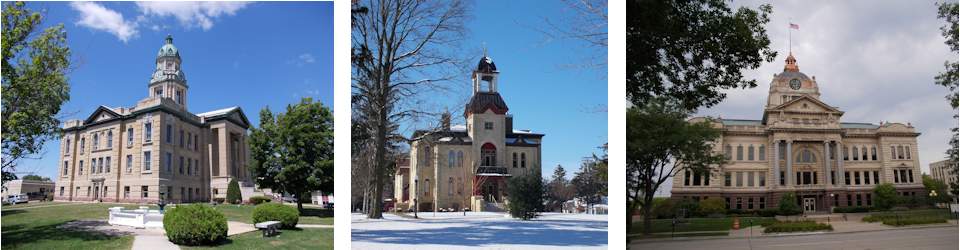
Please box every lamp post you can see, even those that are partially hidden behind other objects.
[414,179,419,219]
[930,190,939,208]
[829,193,835,213]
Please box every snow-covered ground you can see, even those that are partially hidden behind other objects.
[352,212,607,249]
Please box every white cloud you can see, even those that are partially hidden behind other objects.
[299,53,316,64]
[70,2,138,42]
[135,2,250,30]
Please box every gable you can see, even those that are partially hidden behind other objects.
[83,106,122,124]
[770,95,840,113]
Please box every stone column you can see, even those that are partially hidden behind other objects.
[774,140,781,186]
[824,141,832,186]
[836,142,844,187]
[786,140,793,186]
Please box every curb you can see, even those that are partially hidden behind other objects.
[629,223,957,243]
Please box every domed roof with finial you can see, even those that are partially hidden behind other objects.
[477,56,496,73]
[157,34,180,58]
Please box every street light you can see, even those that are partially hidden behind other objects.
[930,190,939,208]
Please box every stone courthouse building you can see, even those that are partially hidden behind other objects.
[672,53,925,213]
[394,54,544,212]
[55,35,252,204]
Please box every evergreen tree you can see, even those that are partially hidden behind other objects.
[226,179,242,204]
[507,171,545,220]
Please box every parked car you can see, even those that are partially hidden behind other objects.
[323,202,334,209]
[6,194,29,204]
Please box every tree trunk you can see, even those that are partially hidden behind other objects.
[297,194,305,213]
[367,86,388,219]
[642,195,654,235]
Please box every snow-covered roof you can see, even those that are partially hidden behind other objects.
[512,129,537,134]
[450,124,467,132]
[197,106,240,117]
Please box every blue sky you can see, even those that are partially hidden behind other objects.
[395,1,608,180]
[14,2,333,180]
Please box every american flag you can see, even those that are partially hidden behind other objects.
[790,23,799,29]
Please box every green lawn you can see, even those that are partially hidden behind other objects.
[631,217,777,233]
[1,203,152,250]
[1,201,68,209]
[208,204,333,225]
[862,208,956,226]
[182,228,333,250]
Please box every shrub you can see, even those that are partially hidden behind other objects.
[249,196,272,205]
[778,192,801,216]
[252,203,300,228]
[676,199,700,217]
[212,198,225,204]
[163,204,228,246]
[652,199,678,219]
[763,220,833,233]
[506,172,544,220]
[698,197,726,216]
[882,217,947,226]
[758,208,779,217]
[833,206,870,213]
[226,179,242,204]
[873,183,899,210]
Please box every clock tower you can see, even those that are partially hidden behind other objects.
[766,52,821,108]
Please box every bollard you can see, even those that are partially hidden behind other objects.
[733,217,741,230]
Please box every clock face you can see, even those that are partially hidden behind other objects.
[789,79,801,90]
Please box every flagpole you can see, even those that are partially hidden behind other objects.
[789,19,792,54]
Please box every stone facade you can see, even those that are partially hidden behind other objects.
[394,54,544,212]
[672,53,925,212]
[55,35,251,204]
[929,159,958,189]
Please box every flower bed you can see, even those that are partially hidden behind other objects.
[763,220,832,233]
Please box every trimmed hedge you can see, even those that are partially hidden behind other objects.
[763,220,833,233]
[163,204,228,246]
[758,208,779,217]
[252,203,299,228]
[212,198,225,204]
[833,206,870,213]
[249,196,272,205]
[882,217,947,226]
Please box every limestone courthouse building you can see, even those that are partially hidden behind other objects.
[394,54,544,212]
[55,35,252,204]
[671,53,925,213]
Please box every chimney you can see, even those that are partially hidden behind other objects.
[505,115,513,136]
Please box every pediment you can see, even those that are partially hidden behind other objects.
[84,106,122,124]
[769,95,840,113]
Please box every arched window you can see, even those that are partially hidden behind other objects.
[424,146,431,167]
[871,146,877,161]
[481,143,496,166]
[758,144,766,160]
[448,177,454,196]
[521,153,527,168]
[457,177,463,194]
[843,146,849,160]
[512,152,518,168]
[107,131,113,148]
[724,145,732,160]
[905,146,911,159]
[891,146,896,159]
[852,147,859,160]
[796,150,816,163]
[861,146,867,161]
[80,137,85,153]
[93,133,100,150]
[457,151,464,167]
[748,145,755,161]
[424,179,430,195]
[897,145,904,159]
[736,145,743,161]
[448,150,455,168]
[65,139,71,154]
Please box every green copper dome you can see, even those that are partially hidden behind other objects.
[157,34,180,58]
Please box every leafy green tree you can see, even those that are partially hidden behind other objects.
[627,98,725,235]
[627,0,776,111]
[20,174,49,182]
[226,179,241,204]
[936,1,959,196]
[777,192,801,215]
[873,183,899,210]
[249,98,334,212]
[507,171,545,220]
[698,197,726,216]
[922,174,952,205]
[2,1,71,186]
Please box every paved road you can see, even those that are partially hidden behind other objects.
[631,226,958,250]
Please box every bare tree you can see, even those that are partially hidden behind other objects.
[352,0,469,219]
[532,0,607,69]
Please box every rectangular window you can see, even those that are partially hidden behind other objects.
[759,197,766,209]
[803,172,811,185]
[748,198,754,210]
[736,172,743,187]
[127,128,134,147]
[894,170,900,183]
[748,146,754,161]
[796,172,801,185]
[179,130,184,147]
[144,122,153,142]
[62,161,68,176]
[905,146,911,159]
[166,153,172,172]
[143,151,152,171]
[725,172,731,186]
[866,194,872,206]
[126,155,133,173]
[863,171,870,185]
[856,194,862,206]
[759,173,765,187]
[831,171,836,185]
[872,147,877,161]
[194,135,199,151]
[187,159,192,175]
[813,172,818,185]
[847,194,853,206]
[124,186,130,198]
[736,197,742,210]
[759,145,766,160]
[725,197,731,210]
[79,160,84,175]
[484,122,493,130]
[684,170,690,186]
[166,125,173,143]
[891,146,897,159]
[908,169,914,183]
[105,157,111,173]
[179,156,184,174]
[141,186,149,198]
[748,172,755,187]
[853,147,859,161]
[843,146,849,160]
[780,171,785,186]
[60,187,65,196]
[845,171,851,185]
[873,171,879,185]
[855,171,861,185]
[693,172,701,186]
[736,145,743,161]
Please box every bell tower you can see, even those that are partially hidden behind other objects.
[149,34,189,109]
[766,52,821,108]
[473,49,499,94]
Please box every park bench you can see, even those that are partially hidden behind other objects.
[255,221,281,237]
